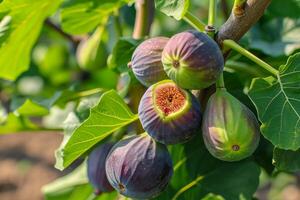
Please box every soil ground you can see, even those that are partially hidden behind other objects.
[0,132,63,200]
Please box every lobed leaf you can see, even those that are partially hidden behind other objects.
[248,53,300,150]
[273,148,300,172]
[0,0,62,80]
[108,37,140,73]
[157,135,260,200]
[60,0,131,34]
[155,0,190,20]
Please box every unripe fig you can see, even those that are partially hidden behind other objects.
[202,90,260,162]
[162,30,224,89]
[105,134,173,199]
[76,29,108,71]
[131,37,169,87]
[87,143,114,195]
[138,80,201,145]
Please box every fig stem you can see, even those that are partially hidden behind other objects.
[223,39,278,76]
[233,0,246,17]
[183,11,206,32]
[208,0,216,27]
[216,73,225,89]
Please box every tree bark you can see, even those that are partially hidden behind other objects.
[133,0,155,39]
[217,0,271,45]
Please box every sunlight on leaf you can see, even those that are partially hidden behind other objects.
[55,90,138,170]
[0,0,62,80]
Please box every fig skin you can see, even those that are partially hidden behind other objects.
[76,38,108,71]
[138,80,201,145]
[105,134,173,199]
[131,37,169,87]
[202,89,260,162]
[87,143,114,195]
[162,30,224,89]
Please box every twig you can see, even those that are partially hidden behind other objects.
[45,19,82,45]
[133,0,155,39]
[217,0,271,45]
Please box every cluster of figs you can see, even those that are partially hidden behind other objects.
[87,30,261,199]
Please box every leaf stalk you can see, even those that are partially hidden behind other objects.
[223,39,278,76]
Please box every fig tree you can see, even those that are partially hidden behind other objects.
[105,134,173,199]
[202,89,260,162]
[138,80,201,145]
[131,37,169,87]
[162,30,224,89]
[87,143,114,194]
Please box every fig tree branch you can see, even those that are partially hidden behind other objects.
[45,19,82,45]
[217,0,271,44]
[133,0,155,39]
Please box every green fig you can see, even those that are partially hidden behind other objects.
[162,30,224,89]
[202,89,260,161]
[76,27,108,71]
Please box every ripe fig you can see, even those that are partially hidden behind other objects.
[131,37,169,87]
[202,89,260,162]
[138,80,201,145]
[87,143,114,195]
[162,30,224,89]
[105,134,173,199]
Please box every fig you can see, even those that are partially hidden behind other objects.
[76,28,108,71]
[87,143,114,195]
[162,30,224,89]
[138,80,201,145]
[202,89,260,162]
[105,134,173,199]
[131,37,169,86]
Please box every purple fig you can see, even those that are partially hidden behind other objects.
[131,37,169,86]
[138,80,201,145]
[105,134,173,199]
[202,89,260,161]
[87,143,114,195]
[162,30,224,89]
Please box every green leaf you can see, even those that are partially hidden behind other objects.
[201,193,225,200]
[42,163,118,200]
[268,0,300,18]
[11,91,64,117]
[249,18,300,56]
[248,53,300,150]
[0,0,62,80]
[273,148,300,172]
[108,38,140,73]
[56,90,138,170]
[155,0,190,20]
[158,135,261,200]
[0,113,38,134]
[16,99,49,116]
[60,0,131,34]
